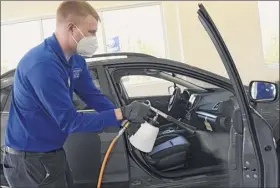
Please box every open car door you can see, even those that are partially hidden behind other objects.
[197,4,278,188]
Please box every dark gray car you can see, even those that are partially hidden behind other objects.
[1,4,279,188]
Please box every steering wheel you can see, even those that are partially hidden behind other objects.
[168,87,181,112]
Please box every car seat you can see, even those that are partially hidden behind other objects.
[144,133,191,172]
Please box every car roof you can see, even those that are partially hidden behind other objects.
[1,52,231,89]
[85,52,231,82]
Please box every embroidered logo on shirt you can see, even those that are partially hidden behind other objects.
[73,68,82,79]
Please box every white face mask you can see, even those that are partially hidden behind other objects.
[72,26,98,57]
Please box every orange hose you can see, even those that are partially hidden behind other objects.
[97,121,129,188]
[97,136,118,188]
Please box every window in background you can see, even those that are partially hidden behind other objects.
[102,5,166,58]
[42,17,105,55]
[258,1,279,66]
[94,22,106,55]
[42,18,56,38]
[1,21,42,74]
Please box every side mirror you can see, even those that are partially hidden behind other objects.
[249,81,278,102]
[168,86,175,95]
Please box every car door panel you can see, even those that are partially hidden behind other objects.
[64,132,129,188]
[63,132,102,186]
[98,133,129,188]
[198,4,278,187]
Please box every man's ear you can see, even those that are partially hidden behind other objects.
[67,22,75,32]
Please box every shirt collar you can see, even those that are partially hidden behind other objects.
[46,33,72,66]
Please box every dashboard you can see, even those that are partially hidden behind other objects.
[176,87,278,139]
[181,88,235,132]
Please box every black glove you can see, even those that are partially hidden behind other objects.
[121,101,153,123]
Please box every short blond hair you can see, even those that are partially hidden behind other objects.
[56,1,100,24]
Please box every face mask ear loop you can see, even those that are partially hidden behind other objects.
[71,24,85,45]
[75,25,86,38]
[71,35,78,44]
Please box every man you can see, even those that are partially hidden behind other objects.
[3,1,152,187]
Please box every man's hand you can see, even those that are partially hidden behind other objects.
[119,101,153,123]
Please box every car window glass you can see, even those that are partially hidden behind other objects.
[73,68,101,110]
[175,74,219,89]
[121,75,185,97]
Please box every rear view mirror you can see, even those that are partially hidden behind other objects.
[249,81,278,102]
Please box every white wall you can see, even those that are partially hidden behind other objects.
[1,1,279,84]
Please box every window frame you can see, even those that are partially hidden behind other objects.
[101,3,167,58]
[1,86,12,112]
[257,1,279,67]
[1,20,44,74]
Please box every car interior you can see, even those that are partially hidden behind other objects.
[111,67,239,178]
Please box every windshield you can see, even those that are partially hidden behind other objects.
[175,74,219,89]
[159,71,219,90]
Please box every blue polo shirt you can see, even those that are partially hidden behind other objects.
[5,34,120,152]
